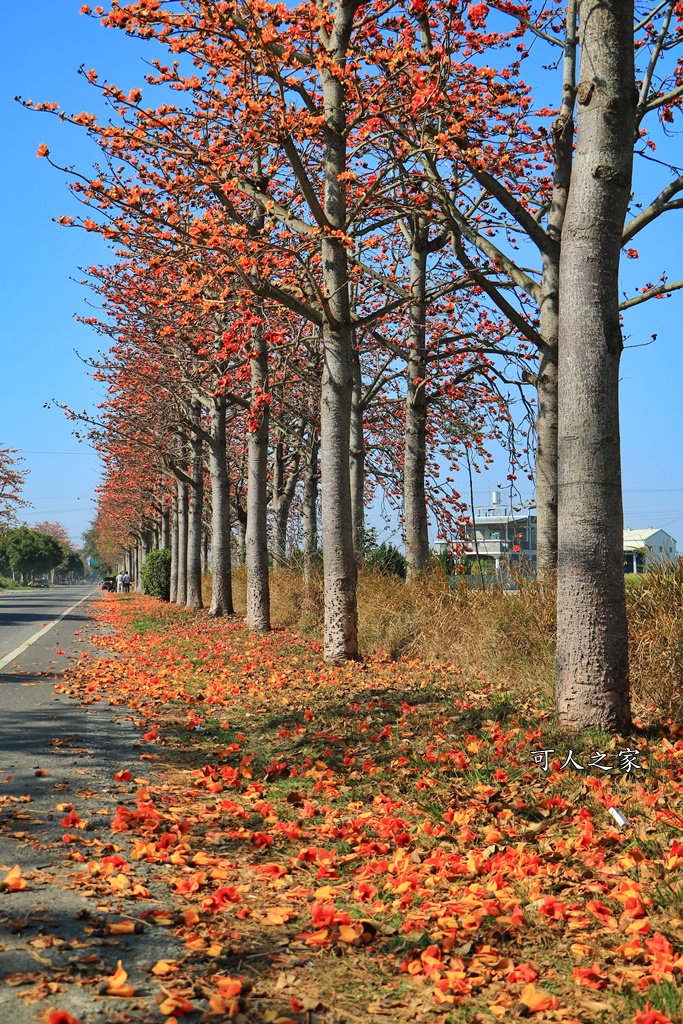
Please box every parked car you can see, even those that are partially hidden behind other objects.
[101,577,116,592]
[29,579,50,588]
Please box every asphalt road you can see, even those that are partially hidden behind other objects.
[0,583,97,674]
[0,585,187,1022]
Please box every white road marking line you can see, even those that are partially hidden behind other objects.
[0,590,97,672]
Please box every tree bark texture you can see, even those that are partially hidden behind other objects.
[160,508,170,550]
[201,531,210,574]
[319,6,359,660]
[140,532,149,573]
[271,431,301,569]
[535,326,559,578]
[176,477,189,607]
[246,322,271,631]
[404,217,430,578]
[170,497,179,603]
[536,0,576,579]
[302,429,320,586]
[349,345,365,560]
[186,403,204,610]
[208,398,234,616]
[235,508,247,567]
[556,0,634,733]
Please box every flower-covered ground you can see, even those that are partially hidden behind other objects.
[10,593,683,1024]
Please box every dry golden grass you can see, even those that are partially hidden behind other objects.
[626,561,683,719]
[200,561,683,719]
[357,569,557,695]
[203,567,324,632]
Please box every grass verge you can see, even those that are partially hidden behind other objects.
[54,593,683,1024]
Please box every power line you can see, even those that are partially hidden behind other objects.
[22,509,91,515]
[15,450,92,456]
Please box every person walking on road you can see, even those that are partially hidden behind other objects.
[116,572,124,593]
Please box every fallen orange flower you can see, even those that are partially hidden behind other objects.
[573,963,609,990]
[60,809,87,829]
[157,990,196,1015]
[633,1006,675,1024]
[151,959,179,976]
[1,865,28,892]
[517,983,560,1014]
[98,960,135,997]
[107,921,141,936]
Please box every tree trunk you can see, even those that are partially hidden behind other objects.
[170,497,179,603]
[272,429,301,569]
[176,478,188,606]
[186,402,204,610]
[272,436,288,569]
[404,216,430,578]
[235,507,247,566]
[535,330,559,578]
[160,507,170,550]
[556,0,634,733]
[349,345,365,560]
[246,322,271,631]
[272,500,290,568]
[140,532,149,573]
[536,0,576,579]
[201,530,210,573]
[302,430,320,586]
[208,397,234,616]
[319,9,358,661]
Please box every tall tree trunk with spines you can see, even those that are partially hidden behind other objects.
[169,496,179,603]
[176,477,189,607]
[186,401,204,610]
[319,3,360,660]
[246,320,271,632]
[208,396,234,616]
[404,215,430,578]
[556,0,635,733]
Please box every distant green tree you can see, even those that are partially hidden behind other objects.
[1,527,63,582]
[82,522,112,575]
[58,550,86,581]
[34,532,64,577]
[0,532,10,578]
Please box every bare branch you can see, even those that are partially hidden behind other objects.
[623,175,683,242]
[619,278,683,309]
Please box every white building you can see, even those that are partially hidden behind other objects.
[434,495,677,576]
[435,493,537,572]
[623,528,677,573]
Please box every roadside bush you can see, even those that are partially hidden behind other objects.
[430,549,457,575]
[364,542,407,579]
[141,549,172,601]
[460,556,493,577]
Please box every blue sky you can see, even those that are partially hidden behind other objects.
[1,2,682,549]
[0,2,153,546]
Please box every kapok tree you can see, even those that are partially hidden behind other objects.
[0,446,30,527]
[34,0,510,660]
[374,0,683,587]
